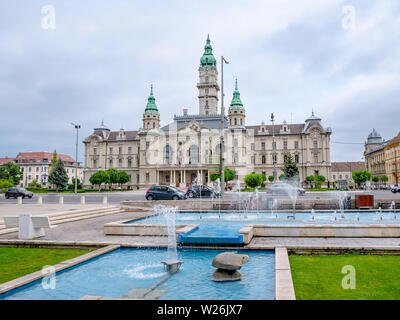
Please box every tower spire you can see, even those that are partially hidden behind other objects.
[145,84,158,113]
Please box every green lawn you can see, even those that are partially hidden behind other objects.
[0,247,91,284]
[290,254,400,300]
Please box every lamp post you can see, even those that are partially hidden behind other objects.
[220,56,229,197]
[71,122,81,194]
[271,113,277,182]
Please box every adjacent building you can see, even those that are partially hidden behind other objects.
[384,132,400,185]
[330,161,365,188]
[364,129,387,178]
[14,152,82,187]
[83,36,332,189]
[0,157,15,166]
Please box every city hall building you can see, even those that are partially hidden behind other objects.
[83,36,332,189]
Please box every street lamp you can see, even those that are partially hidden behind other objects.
[270,113,277,181]
[220,56,229,197]
[71,122,81,194]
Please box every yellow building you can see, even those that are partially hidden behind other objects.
[384,132,400,185]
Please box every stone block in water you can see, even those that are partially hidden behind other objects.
[212,269,242,282]
[212,252,250,271]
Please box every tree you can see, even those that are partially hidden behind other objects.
[106,168,120,190]
[372,176,380,184]
[244,173,264,188]
[0,162,22,185]
[29,179,41,188]
[209,169,235,183]
[282,153,299,178]
[314,175,326,188]
[50,149,58,174]
[306,175,325,188]
[268,175,274,183]
[352,170,372,188]
[381,175,388,185]
[48,160,69,191]
[89,171,109,190]
[71,178,82,189]
[117,171,130,187]
[0,178,14,192]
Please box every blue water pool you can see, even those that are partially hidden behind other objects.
[0,248,275,300]
[128,211,400,244]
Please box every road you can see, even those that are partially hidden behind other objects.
[0,190,399,205]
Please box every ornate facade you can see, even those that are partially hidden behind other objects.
[83,36,332,188]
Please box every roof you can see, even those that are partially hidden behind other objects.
[0,157,15,166]
[245,124,305,136]
[162,114,228,132]
[107,130,139,141]
[200,34,217,69]
[144,84,158,113]
[230,79,244,109]
[14,152,77,165]
[387,131,400,146]
[331,161,365,172]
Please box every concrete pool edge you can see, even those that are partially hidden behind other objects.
[275,247,296,300]
[0,244,120,295]
[2,240,400,300]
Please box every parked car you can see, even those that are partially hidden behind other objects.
[391,185,400,193]
[5,187,34,199]
[186,185,220,198]
[379,185,390,190]
[145,185,186,200]
[266,183,305,196]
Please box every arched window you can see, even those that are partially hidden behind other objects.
[189,145,199,164]
[205,76,209,82]
[240,118,243,125]
[153,122,155,129]
[262,155,266,164]
[234,118,237,125]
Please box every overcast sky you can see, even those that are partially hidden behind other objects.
[0,0,399,163]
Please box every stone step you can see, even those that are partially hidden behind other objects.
[50,210,125,225]
[48,208,122,222]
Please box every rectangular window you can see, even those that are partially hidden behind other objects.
[283,141,288,150]
[146,142,150,150]
[251,143,254,151]
[261,142,265,151]
[251,155,255,164]
[313,140,318,148]
[128,147,132,154]
[295,154,299,163]
[294,141,299,149]
[28,167,32,172]
[93,160,97,168]
[314,155,318,163]
[93,148,97,155]
[119,159,122,167]
[128,159,132,168]
[272,142,276,150]
[234,139,238,148]
[333,175,336,179]
[109,159,113,168]
[119,147,122,154]
[146,173,150,182]
[36,167,39,172]
[109,147,113,154]
[136,174,140,183]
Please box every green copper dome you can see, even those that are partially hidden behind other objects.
[230,79,243,109]
[200,34,217,69]
[144,84,158,113]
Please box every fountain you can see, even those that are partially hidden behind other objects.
[154,205,183,273]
